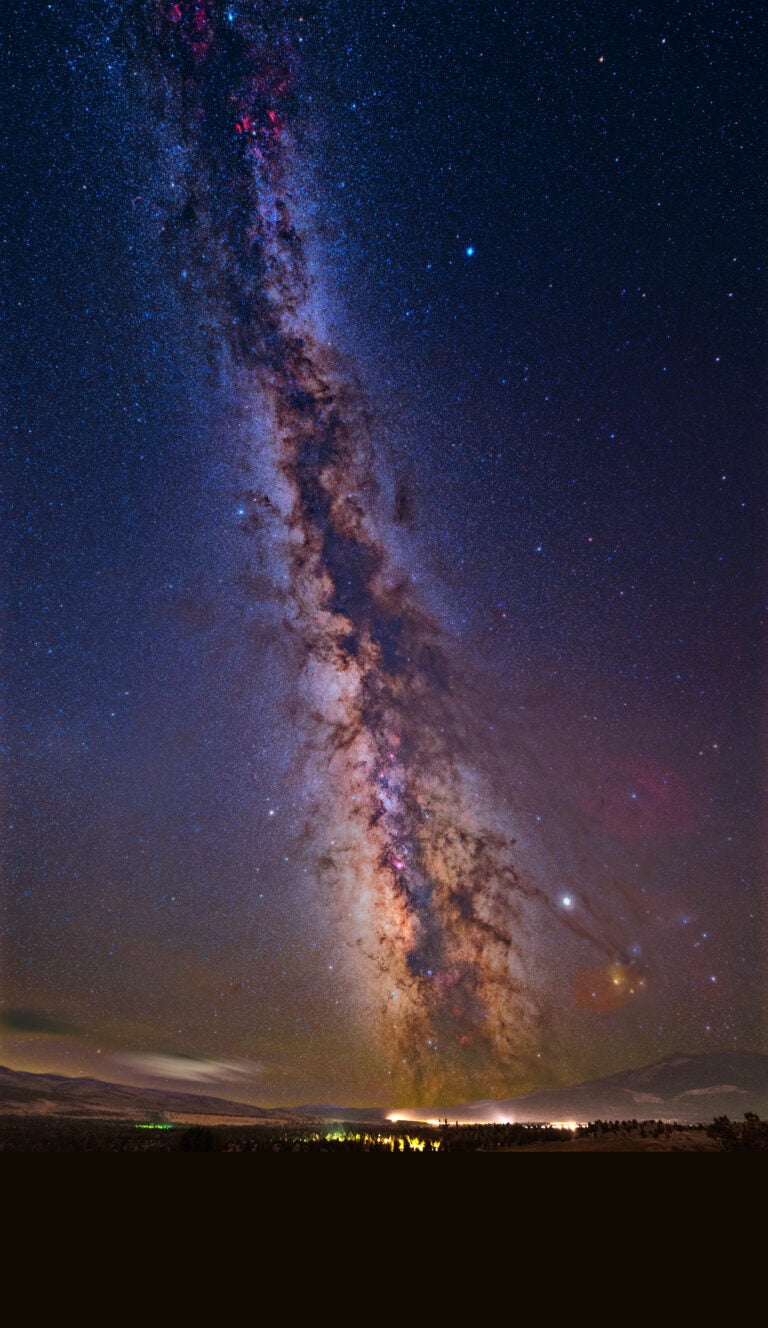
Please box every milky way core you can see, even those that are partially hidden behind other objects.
[127,0,644,1100]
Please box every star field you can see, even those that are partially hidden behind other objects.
[2,0,765,1105]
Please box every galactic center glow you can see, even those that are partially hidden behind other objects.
[130,0,640,1099]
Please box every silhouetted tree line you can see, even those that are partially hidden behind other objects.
[706,1113,768,1152]
[433,1122,573,1151]
[1,1112,766,1152]
[576,1119,696,1139]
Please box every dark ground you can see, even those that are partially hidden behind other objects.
[2,1114,765,1151]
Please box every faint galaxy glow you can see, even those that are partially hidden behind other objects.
[3,0,765,1106]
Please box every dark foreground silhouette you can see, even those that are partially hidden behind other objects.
[2,1113,766,1152]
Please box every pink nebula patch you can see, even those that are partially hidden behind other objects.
[580,756,695,841]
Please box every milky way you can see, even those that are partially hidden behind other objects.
[127,0,643,1099]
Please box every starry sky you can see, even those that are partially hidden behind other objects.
[3,0,766,1107]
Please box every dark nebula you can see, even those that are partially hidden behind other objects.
[4,1,765,1105]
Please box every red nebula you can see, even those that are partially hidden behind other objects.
[579,755,695,842]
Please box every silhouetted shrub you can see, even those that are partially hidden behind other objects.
[178,1125,218,1152]
[706,1113,768,1151]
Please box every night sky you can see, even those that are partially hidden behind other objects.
[3,0,766,1107]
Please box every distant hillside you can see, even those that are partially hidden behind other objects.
[2,1051,767,1126]
[432,1051,768,1124]
[294,1104,390,1122]
[0,1065,292,1122]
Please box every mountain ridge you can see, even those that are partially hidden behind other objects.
[1,1050,766,1124]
